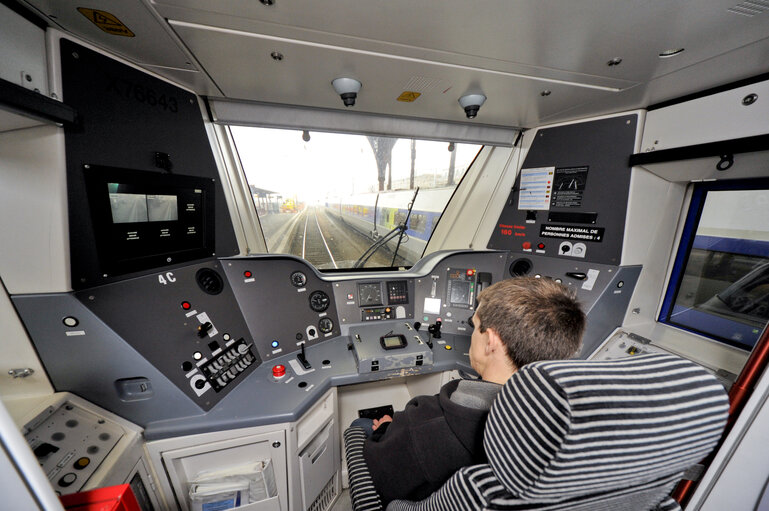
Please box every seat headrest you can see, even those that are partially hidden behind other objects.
[483,353,729,501]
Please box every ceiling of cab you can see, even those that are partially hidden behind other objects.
[20,0,769,129]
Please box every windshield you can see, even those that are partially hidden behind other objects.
[230,126,482,270]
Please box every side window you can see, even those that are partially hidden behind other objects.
[230,127,482,270]
[660,182,769,350]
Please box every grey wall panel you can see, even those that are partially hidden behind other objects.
[223,257,341,363]
[11,293,201,426]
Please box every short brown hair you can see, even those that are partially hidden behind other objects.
[476,277,585,368]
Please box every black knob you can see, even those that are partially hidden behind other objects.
[194,379,206,389]
[413,321,421,330]
[197,321,213,338]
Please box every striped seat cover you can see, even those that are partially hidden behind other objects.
[387,354,729,511]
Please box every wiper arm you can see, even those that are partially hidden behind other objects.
[390,188,419,267]
[353,224,404,268]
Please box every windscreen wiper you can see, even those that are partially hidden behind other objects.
[390,188,419,266]
[353,188,419,269]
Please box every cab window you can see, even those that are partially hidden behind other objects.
[230,126,482,270]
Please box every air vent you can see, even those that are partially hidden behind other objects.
[196,268,224,295]
[727,0,768,16]
[403,76,450,93]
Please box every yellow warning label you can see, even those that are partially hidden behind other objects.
[77,8,135,37]
[397,91,422,103]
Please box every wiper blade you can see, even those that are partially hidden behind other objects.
[353,224,404,268]
[390,187,419,267]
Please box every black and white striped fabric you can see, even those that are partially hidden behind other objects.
[388,354,729,511]
[345,426,384,511]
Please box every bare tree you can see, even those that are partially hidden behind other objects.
[409,139,416,189]
[367,136,398,191]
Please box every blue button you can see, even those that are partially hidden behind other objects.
[271,340,279,348]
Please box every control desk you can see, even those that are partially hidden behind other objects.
[13,249,638,440]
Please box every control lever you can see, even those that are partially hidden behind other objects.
[428,320,442,339]
[197,321,213,338]
[297,342,312,370]
[565,272,587,281]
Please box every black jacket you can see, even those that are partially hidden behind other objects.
[362,379,499,505]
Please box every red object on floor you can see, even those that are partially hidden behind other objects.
[59,484,141,511]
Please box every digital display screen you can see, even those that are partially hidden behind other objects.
[450,281,471,305]
[109,185,179,223]
[84,165,215,278]
[380,334,407,350]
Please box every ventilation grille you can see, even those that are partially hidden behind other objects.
[308,474,338,511]
[195,268,224,295]
[727,0,769,16]
[403,75,451,93]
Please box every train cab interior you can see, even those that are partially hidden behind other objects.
[2,1,769,510]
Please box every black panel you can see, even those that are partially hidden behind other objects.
[60,39,238,289]
[628,134,769,167]
[488,115,637,265]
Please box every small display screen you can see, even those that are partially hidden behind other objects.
[109,185,180,223]
[447,268,476,308]
[380,334,407,350]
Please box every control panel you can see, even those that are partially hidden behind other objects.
[74,261,261,411]
[333,278,415,325]
[24,402,124,495]
[349,322,433,373]
[224,257,341,363]
[415,252,508,336]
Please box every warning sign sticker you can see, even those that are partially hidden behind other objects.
[551,166,588,208]
[540,224,605,242]
[397,91,422,102]
[77,8,135,37]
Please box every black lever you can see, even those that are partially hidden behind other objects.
[197,321,213,338]
[297,342,312,369]
[428,320,442,339]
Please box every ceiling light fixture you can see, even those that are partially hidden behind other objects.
[658,48,685,58]
[302,130,311,142]
[332,77,362,107]
[458,94,486,119]
[607,57,623,67]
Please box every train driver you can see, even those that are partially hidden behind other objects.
[351,276,586,506]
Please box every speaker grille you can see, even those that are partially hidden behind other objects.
[196,268,224,295]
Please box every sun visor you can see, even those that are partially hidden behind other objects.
[208,99,518,147]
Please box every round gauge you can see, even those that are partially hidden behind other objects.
[318,317,334,334]
[290,271,307,288]
[358,282,383,306]
[309,290,330,312]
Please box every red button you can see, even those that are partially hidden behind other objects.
[181,301,191,310]
[244,271,252,278]
[537,243,545,249]
[522,241,532,250]
[466,269,475,276]
[272,365,286,378]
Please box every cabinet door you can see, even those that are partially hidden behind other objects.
[161,430,287,511]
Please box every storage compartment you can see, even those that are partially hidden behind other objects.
[161,430,287,511]
[299,420,335,509]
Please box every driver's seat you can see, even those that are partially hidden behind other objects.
[357,353,728,511]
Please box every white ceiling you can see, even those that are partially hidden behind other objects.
[20,0,769,129]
